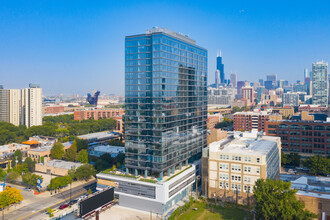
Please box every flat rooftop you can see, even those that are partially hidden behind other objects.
[98,164,193,183]
[78,131,119,140]
[0,143,30,152]
[46,160,83,170]
[209,130,279,156]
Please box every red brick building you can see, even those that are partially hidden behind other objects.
[44,106,65,114]
[233,111,270,132]
[265,120,330,155]
[74,109,124,121]
[207,114,221,129]
[298,105,328,113]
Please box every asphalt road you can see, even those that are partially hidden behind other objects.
[5,180,96,220]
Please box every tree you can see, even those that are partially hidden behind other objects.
[116,152,125,167]
[232,106,242,113]
[75,164,96,181]
[253,179,317,220]
[76,150,88,163]
[108,139,124,147]
[23,157,36,172]
[47,207,55,217]
[64,141,77,162]
[303,155,330,176]
[281,153,301,167]
[0,187,24,209]
[11,150,23,167]
[214,118,233,129]
[87,188,92,195]
[48,176,72,190]
[22,173,43,187]
[76,139,89,152]
[50,142,65,160]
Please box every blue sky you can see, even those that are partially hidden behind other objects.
[0,0,329,95]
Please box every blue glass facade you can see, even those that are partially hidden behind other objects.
[216,56,224,84]
[125,28,207,177]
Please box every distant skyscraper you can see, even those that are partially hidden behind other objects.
[304,68,309,82]
[241,86,254,104]
[264,81,273,90]
[311,61,328,107]
[237,81,245,96]
[125,27,207,178]
[256,86,265,100]
[230,73,237,88]
[215,70,221,88]
[259,79,264,86]
[267,74,277,83]
[216,51,225,84]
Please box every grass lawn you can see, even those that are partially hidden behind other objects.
[173,201,251,220]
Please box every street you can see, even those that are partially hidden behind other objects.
[4,180,96,220]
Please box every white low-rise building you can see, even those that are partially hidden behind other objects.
[96,164,196,217]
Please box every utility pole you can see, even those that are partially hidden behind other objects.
[235,186,238,205]
[70,181,72,206]
[50,172,52,195]
[195,175,200,201]
[223,181,226,207]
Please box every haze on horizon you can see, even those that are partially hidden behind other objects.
[0,0,329,96]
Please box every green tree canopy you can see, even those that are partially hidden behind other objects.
[75,164,96,181]
[64,141,77,161]
[303,155,330,176]
[50,142,65,160]
[281,153,301,167]
[22,172,43,187]
[76,149,88,163]
[253,178,317,220]
[12,150,23,167]
[23,157,36,172]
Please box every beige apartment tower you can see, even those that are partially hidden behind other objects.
[0,84,42,128]
[21,84,42,128]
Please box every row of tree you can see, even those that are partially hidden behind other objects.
[281,153,330,176]
[50,140,89,163]
[48,164,96,190]
[0,115,117,145]
[214,118,233,129]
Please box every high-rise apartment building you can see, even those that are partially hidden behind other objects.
[241,86,254,105]
[311,61,328,107]
[9,89,21,126]
[230,73,237,88]
[0,87,10,123]
[21,84,42,128]
[125,27,207,178]
[282,92,299,107]
[216,51,224,84]
[0,84,42,127]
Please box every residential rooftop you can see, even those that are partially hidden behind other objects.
[45,160,83,170]
[209,130,280,156]
[77,131,119,141]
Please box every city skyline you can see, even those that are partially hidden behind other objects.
[0,1,330,95]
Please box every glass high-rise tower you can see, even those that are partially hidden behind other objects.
[125,27,208,178]
[312,61,328,107]
[216,51,224,84]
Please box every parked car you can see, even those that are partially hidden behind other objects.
[23,187,32,191]
[69,200,77,205]
[59,204,69,210]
